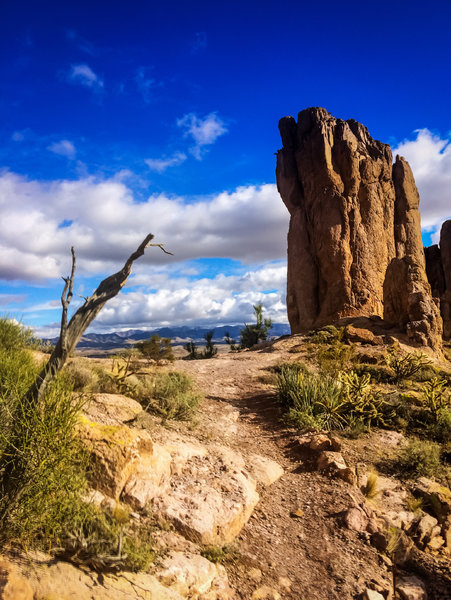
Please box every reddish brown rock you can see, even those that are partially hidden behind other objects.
[383,256,442,351]
[276,107,442,351]
[425,220,451,339]
[276,108,395,331]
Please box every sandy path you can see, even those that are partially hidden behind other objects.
[176,349,390,600]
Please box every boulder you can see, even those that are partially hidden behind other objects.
[276,107,441,350]
[78,417,154,497]
[316,451,355,484]
[0,558,33,600]
[156,551,233,599]
[396,575,427,600]
[341,507,368,532]
[412,477,451,523]
[344,325,383,346]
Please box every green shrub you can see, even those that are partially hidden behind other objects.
[142,371,200,422]
[420,377,450,421]
[308,325,345,344]
[200,544,235,564]
[240,304,272,349]
[135,334,175,364]
[395,439,445,479]
[66,360,99,391]
[384,349,432,384]
[277,365,389,432]
[316,341,356,376]
[0,317,36,352]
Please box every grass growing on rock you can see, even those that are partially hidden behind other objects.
[0,318,155,571]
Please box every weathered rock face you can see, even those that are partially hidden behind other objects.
[425,220,451,339]
[276,107,442,350]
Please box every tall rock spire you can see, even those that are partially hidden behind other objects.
[276,107,442,351]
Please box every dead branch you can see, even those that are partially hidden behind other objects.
[24,233,169,405]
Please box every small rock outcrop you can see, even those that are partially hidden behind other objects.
[425,219,451,339]
[276,107,442,351]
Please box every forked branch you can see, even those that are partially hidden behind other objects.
[25,233,170,405]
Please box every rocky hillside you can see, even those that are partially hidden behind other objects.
[2,328,451,600]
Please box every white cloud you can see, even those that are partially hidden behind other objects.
[393,129,451,241]
[145,152,187,172]
[90,264,288,331]
[177,112,228,159]
[68,64,104,90]
[0,171,289,282]
[47,139,76,159]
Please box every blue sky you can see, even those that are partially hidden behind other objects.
[1,0,450,336]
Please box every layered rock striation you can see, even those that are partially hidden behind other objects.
[276,107,442,350]
[425,220,451,339]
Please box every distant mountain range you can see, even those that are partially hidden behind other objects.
[45,323,291,351]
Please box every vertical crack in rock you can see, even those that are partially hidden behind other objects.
[276,107,442,351]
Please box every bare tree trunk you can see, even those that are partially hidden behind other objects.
[25,233,171,406]
[0,234,171,517]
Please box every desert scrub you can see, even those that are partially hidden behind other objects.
[420,377,450,421]
[384,349,432,384]
[141,370,200,422]
[316,340,356,376]
[394,438,447,479]
[200,544,236,564]
[277,364,390,432]
[308,325,345,344]
[66,358,99,391]
[0,318,156,570]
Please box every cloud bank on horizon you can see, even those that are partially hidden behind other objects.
[0,126,450,336]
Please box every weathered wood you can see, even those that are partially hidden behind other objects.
[25,233,170,405]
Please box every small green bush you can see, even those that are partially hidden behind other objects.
[142,371,200,422]
[0,317,36,352]
[384,350,432,384]
[316,341,356,376]
[277,365,390,433]
[308,325,345,344]
[395,439,445,479]
[420,377,450,421]
[135,334,175,364]
[200,544,235,564]
[240,304,272,349]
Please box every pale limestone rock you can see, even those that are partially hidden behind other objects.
[83,393,143,426]
[416,514,439,547]
[21,557,184,600]
[248,568,262,582]
[245,453,284,487]
[251,586,281,600]
[122,443,173,509]
[0,558,33,600]
[156,551,233,599]
[396,575,427,600]
[364,590,385,600]
[151,446,259,544]
[77,417,154,497]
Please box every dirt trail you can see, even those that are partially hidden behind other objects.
[176,347,391,600]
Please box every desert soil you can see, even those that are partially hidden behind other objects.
[175,339,394,600]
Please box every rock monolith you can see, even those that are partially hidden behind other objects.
[425,219,451,339]
[276,107,442,351]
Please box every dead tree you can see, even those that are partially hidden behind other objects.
[25,233,171,406]
[0,234,171,517]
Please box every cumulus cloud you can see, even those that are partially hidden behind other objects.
[0,171,289,282]
[145,152,187,172]
[393,128,451,241]
[88,263,288,331]
[47,139,76,159]
[177,112,228,159]
[67,63,104,90]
